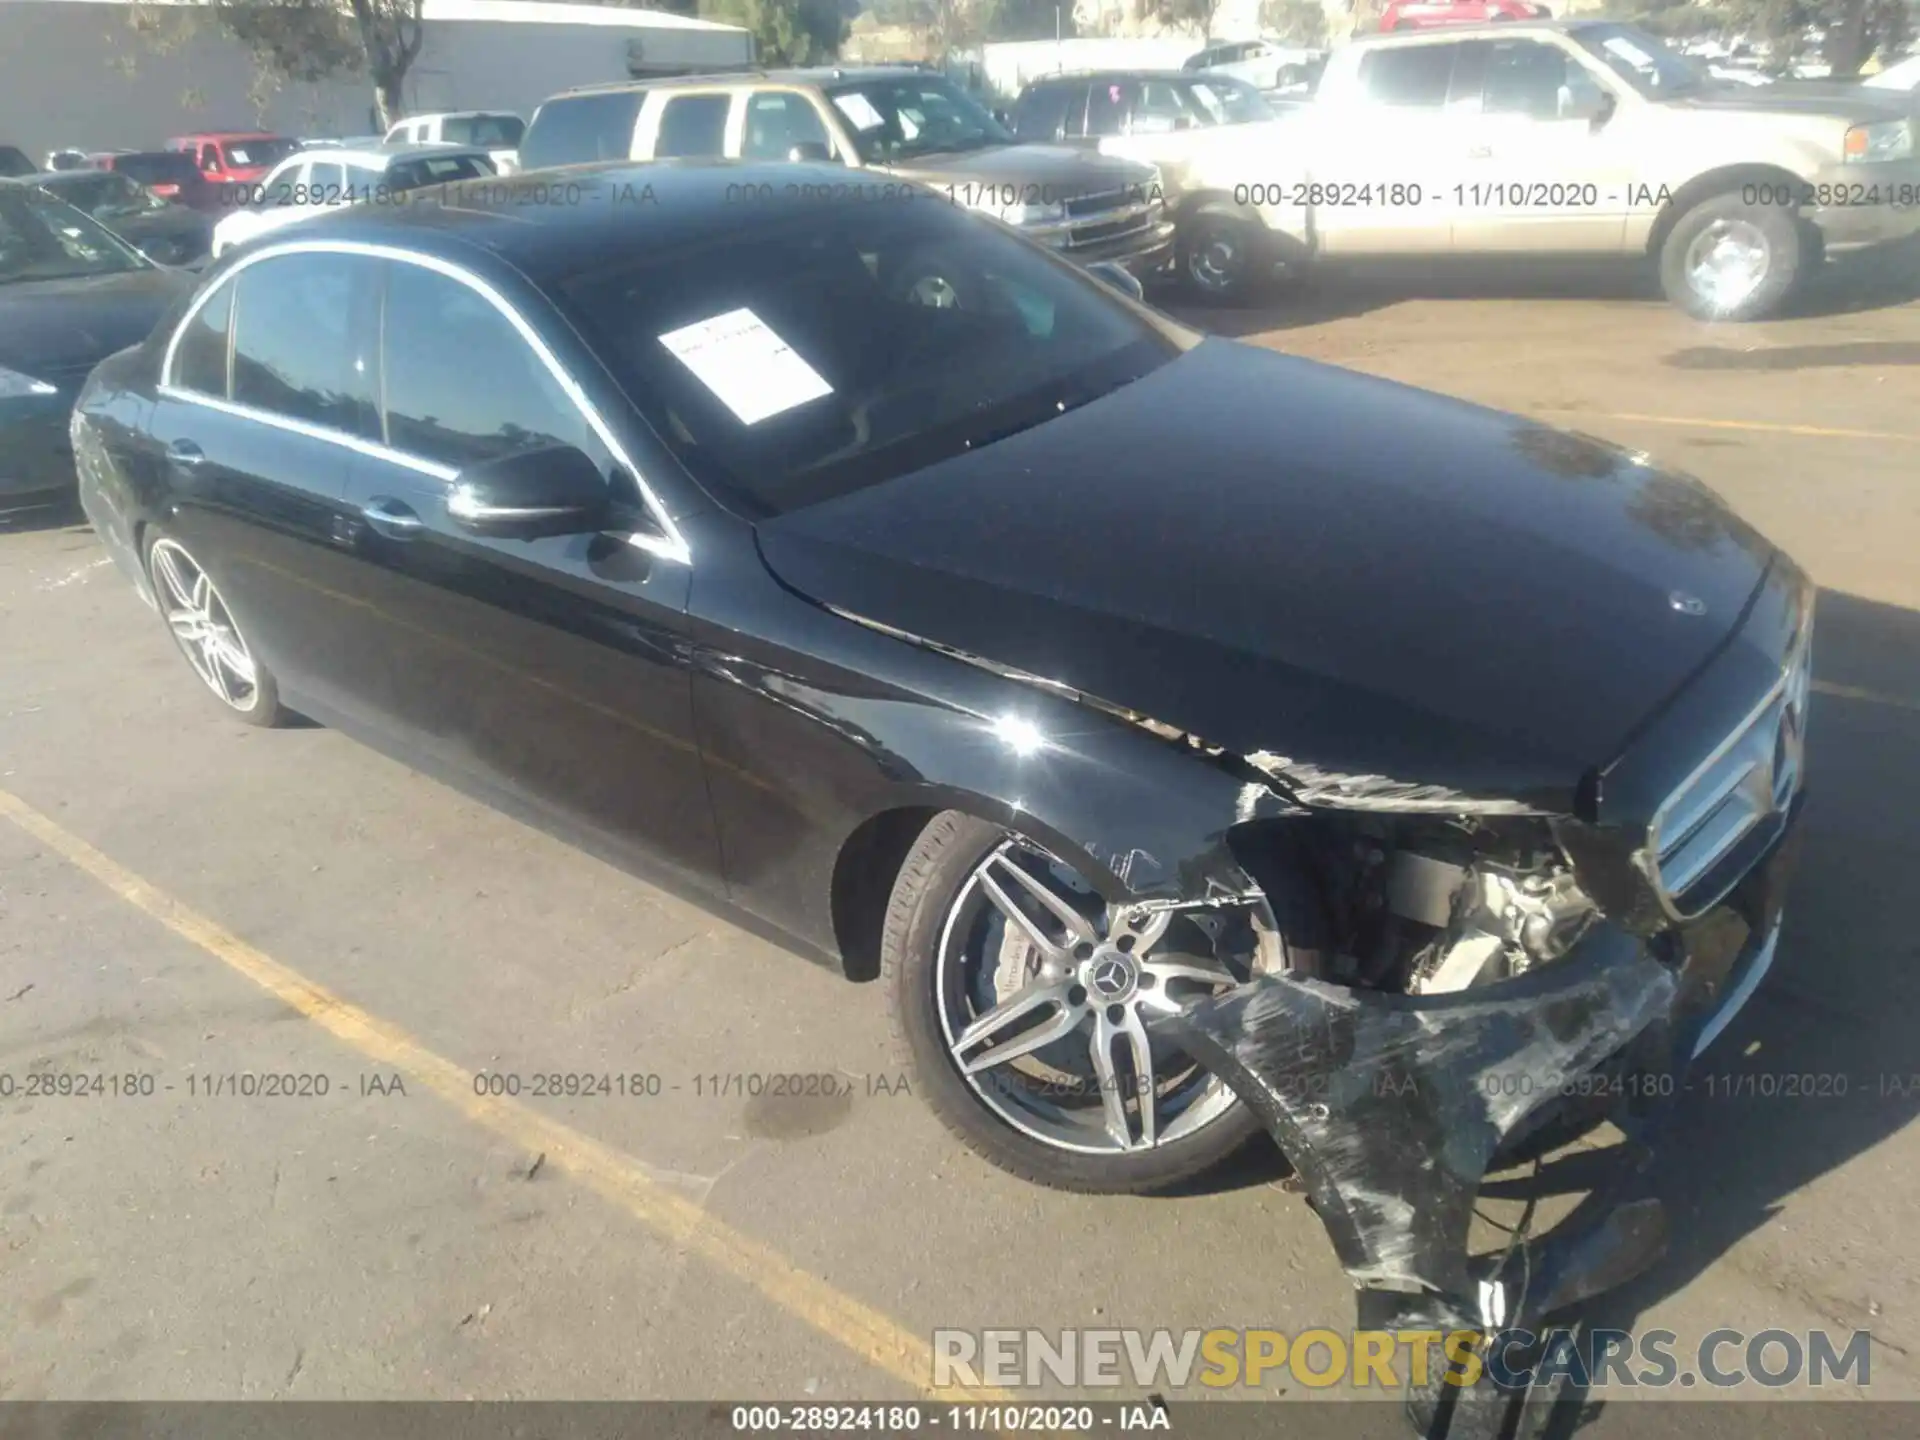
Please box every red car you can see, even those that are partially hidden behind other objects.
[1379,0,1550,29]
[163,131,302,187]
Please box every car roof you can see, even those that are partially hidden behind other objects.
[293,144,494,168]
[282,159,913,281]
[552,64,942,99]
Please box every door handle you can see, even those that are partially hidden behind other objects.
[361,496,424,540]
[167,439,207,468]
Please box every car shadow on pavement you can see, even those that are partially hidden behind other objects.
[1155,237,1920,336]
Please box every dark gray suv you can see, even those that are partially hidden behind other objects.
[519,68,1176,277]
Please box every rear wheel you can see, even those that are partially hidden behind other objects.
[146,533,287,727]
[883,811,1305,1194]
[1658,191,1803,322]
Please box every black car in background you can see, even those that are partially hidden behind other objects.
[90,150,219,212]
[71,159,1805,1313]
[0,183,191,516]
[29,169,215,267]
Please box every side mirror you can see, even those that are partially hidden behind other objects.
[447,444,609,539]
[1085,260,1145,302]
[786,141,835,163]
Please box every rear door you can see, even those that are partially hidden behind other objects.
[146,249,383,712]
[334,255,722,887]
[642,91,735,160]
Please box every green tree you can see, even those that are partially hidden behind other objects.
[1258,0,1329,45]
[1656,0,1913,74]
[210,0,425,129]
[699,0,852,64]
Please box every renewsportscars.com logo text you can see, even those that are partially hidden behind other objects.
[932,1327,1873,1392]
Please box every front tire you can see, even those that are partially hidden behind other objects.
[882,811,1297,1194]
[146,532,287,727]
[1658,191,1803,322]
[1178,212,1266,305]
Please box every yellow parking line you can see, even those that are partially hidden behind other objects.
[1540,411,1920,443]
[1814,680,1920,713]
[0,785,1005,1404]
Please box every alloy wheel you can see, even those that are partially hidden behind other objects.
[1186,224,1243,295]
[1684,219,1770,315]
[149,539,261,712]
[935,838,1281,1155]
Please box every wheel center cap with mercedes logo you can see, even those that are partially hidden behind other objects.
[1086,950,1139,1002]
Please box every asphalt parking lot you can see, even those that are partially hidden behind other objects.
[4,246,1919,1426]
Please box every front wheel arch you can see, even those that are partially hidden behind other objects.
[1644,163,1810,259]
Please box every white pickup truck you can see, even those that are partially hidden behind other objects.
[1178,20,1920,319]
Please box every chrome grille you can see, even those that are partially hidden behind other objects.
[1048,188,1160,250]
[1648,611,1812,918]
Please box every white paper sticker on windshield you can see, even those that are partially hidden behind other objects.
[832,92,886,131]
[658,307,832,426]
[1602,36,1656,68]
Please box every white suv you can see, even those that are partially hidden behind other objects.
[210,145,495,257]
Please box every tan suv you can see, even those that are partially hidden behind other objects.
[518,67,1176,277]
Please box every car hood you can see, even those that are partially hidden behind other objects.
[755,341,1775,813]
[880,143,1157,198]
[0,266,188,379]
[1660,84,1914,122]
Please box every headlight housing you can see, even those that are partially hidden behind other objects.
[0,365,59,400]
[1844,118,1913,163]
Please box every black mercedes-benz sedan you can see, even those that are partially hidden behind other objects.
[2,181,192,516]
[74,163,1808,1217]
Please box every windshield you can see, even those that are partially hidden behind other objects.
[1571,23,1705,96]
[443,114,525,148]
[1186,77,1275,124]
[558,197,1175,517]
[48,172,168,218]
[825,76,1014,163]
[0,186,147,283]
[224,137,301,168]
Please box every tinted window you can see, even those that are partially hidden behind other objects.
[741,92,832,160]
[558,198,1172,517]
[1359,45,1459,107]
[654,94,730,159]
[112,152,202,187]
[1010,84,1073,142]
[1086,79,1127,136]
[230,253,378,437]
[385,153,494,191]
[172,281,232,397]
[520,91,644,168]
[442,114,524,147]
[381,262,594,469]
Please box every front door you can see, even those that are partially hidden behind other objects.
[333,256,723,889]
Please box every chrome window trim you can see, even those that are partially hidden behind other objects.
[157,237,693,566]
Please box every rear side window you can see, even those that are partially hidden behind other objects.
[519,91,644,169]
[1010,85,1073,142]
[172,282,233,397]
[741,92,832,160]
[1358,45,1460,108]
[230,253,379,438]
[654,94,730,159]
[380,261,596,469]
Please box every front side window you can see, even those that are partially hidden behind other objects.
[557,198,1176,518]
[824,76,1014,163]
[381,262,596,470]
[171,281,233,397]
[0,188,145,284]
[229,252,378,437]
[1131,79,1198,134]
[1359,45,1461,108]
[653,94,731,159]
[1009,85,1073,142]
[1482,40,1575,119]
[262,160,304,207]
[306,160,345,199]
[741,92,833,160]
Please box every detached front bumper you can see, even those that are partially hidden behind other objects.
[1150,802,1800,1435]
